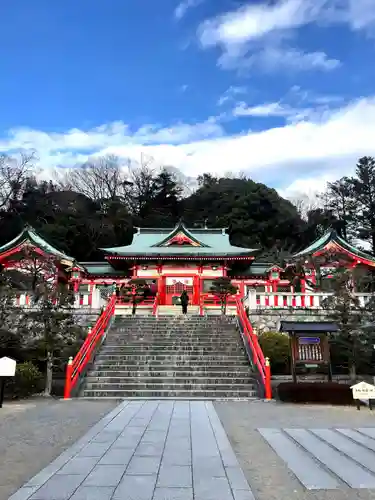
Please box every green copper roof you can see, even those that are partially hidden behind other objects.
[101,222,258,257]
[79,262,122,276]
[230,263,281,277]
[0,225,75,262]
[153,222,209,248]
[293,229,375,263]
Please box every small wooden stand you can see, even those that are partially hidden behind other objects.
[279,321,337,383]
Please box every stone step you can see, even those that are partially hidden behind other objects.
[107,332,240,338]
[88,369,252,377]
[84,382,254,390]
[80,396,257,401]
[112,321,237,330]
[111,330,237,334]
[85,376,252,384]
[100,345,245,353]
[105,336,241,347]
[108,336,239,341]
[81,314,257,400]
[95,354,248,361]
[111,324,237,329]
[114,316,236,321]
[94,360,250,373]
[82,389,257,398]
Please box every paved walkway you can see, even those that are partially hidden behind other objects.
[9,401,255,500]
[259,427,375,490]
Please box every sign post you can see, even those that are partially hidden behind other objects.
[351,381,375,411]
[0,357,17,408]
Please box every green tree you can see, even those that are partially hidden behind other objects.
[183,176,306,250]
[149,170,182,227]
[350,156,375,253]
[21,284,84,396]
[120,278,148,315]
[320,178,355,241]
[0,265,24,360]
[210,277,238,314]
[322,268,375,381]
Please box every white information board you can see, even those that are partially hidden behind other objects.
[0,357,16,377]
[351,381,375,400]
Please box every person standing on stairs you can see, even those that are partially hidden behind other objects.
[180,289,189,314]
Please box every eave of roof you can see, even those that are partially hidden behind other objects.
[151,221,209,247]
[279,321,339,333]
[105,253,257,260]
[0,225,74,263]
[293,229,375,265]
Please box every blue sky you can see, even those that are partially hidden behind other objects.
[1,0,375,199]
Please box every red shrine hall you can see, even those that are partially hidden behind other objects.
[0,222,374,311]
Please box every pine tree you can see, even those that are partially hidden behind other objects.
[210,277,238,315]
[323,268,375,381]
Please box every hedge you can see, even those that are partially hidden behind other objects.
[277,382,354,405]
[5,361,43,399]
[258,331,290,374]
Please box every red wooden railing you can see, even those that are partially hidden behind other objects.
[152,294,159,316]
[235,297,271,400]
[64,293,116,399]
[116,296,155,306]
[200,293,237,308]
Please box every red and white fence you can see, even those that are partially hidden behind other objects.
[13,289,106,309]
[246,292,374,309]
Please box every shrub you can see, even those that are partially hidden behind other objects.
[5,361,43,399]
[258,331,290,374]
[277,382,353,405]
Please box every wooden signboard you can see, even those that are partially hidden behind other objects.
[0,356,16,408]
[351,381,375,410]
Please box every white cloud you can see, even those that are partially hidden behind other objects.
[2,96,375,199]
[197,0,375,72]
[233,101,293,118]
[174,0,203,20]
[217,85,248,106]
[199,0,324,47]
[232,94,341,123]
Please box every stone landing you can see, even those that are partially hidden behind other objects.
[259,427,375,490]
[10,401,255,500]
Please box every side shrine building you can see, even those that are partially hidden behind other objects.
[1,221,375,311]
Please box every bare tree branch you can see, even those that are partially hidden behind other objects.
[0,152,36,209]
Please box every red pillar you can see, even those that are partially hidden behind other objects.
[222,260,228,277]
[132,263,138,278]
[159,276,166,305]
[265,357,272,400]
[88,281,93,307]
[63,356,73,399]
[193,275,200,305]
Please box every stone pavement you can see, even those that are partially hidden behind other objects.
[9,400,255,500]
[259,427,375,490]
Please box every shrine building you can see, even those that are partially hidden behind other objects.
[0,221,375,311]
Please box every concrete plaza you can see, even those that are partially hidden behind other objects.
[9,400,255,500]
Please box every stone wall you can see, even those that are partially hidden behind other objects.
[249,308,330,333]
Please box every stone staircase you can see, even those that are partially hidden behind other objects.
[82,315,258,399]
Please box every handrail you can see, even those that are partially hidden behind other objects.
[235,297,271,399]
[152,294,159,316]
[116,296,154,305]
[64,293,116,399]
[199,294,204,316]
